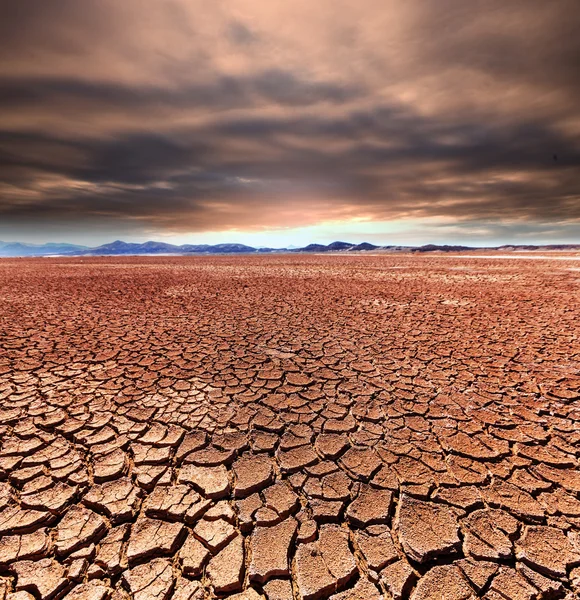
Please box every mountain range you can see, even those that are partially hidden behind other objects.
[1,239,579,257]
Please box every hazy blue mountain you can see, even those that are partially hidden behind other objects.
[351,242,379,251]
[80,241,150,255]
[412,244,473,252]
[76,241,262,255]
[294,243,330,252]
[497,244,580,251]
[293,241,360,252]
[0,241,89,257]
[1,240,578,257]
[137,241,182,253]
[179,244,212,252]
[208,243,258,253]
[327,241,355,250]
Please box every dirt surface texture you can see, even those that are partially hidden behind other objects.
[0,254,579,600]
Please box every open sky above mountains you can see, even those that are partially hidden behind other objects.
[0,1,579,246]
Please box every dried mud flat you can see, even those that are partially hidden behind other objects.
[0,254,579,600]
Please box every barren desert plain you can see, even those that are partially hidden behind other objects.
[0,253,579,600]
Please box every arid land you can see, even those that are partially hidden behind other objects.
[0,255,579,600]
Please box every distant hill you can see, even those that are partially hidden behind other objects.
[293,241,380,252]
[411,244,473,253]
[497,244,580,251]
[352,242,379,251]
[0,241,89,257]
[79,241,261,255]
[295,243,330,252]
[1,239,578,257]
[327,241,355,251]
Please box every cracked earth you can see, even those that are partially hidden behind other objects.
[0,254,579,600]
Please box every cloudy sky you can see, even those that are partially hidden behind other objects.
[1,1,579,246]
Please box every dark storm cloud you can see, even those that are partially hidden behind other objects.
[0,0,578,240]
[0,71,360,113]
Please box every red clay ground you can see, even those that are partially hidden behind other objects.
[0,255,579,600]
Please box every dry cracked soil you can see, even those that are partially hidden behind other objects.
[0,254,579,600]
